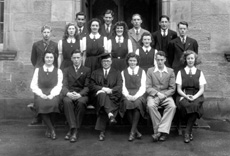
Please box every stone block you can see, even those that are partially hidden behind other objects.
[51,1,74,22]
[170,1,191,22]
[10,0,33,13]
[0,99,5,119]
[33,1,51,14]
[203,97,223,119]
[12,32,33,52]
[3,61,24,73]
[0,72,11,81]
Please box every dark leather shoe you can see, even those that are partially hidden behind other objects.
[70,131,78,143]
[45,128,51,138]
[109,116,117,125]
[184,133,190,143]
[159,133,167,141]
[189,133,193,141]
[50,130,56,140]
[64,131,71,140]
[128,132,135,142]
[136,131,142,139]
[152,132,161,142]
[99,132,105,141]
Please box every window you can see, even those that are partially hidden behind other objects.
[0,0,4,49]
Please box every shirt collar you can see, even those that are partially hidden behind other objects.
[185,66,196,74]
[128,66,139,74]
[73,64,81,70]
[154,65,168,73]
[142,46,151,52]
[180,35,187,41]
[89,33,100,39]
[43,39,50,45]
[115,36,124,42]
[134,28,141,34]
[67,37,76,43]
[105,23,112,28]
[43,65,54,72]
[161,29,168,35]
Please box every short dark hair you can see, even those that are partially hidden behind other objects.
[125,53,140,66]
[71,49,83,57]
[42,51,57,63]
[75,12,86,19]
[41,25,52,32]
[180,50,201,66]
[111,21,129,39]
[140,32,153,46]
[104,9,114,17]
[87,18,102,33]
[159,15,170,22]
[156,51,166,58]
[177,21,188,28]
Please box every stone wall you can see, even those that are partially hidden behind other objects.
[163,0,230,120]
[1,0,81,119]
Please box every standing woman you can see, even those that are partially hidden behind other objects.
[107,21,133,72]
[30,51,63,140]
[120,53,146,141]
[80,18,107,72]
[176,50,206,143]
[58,23,80,70]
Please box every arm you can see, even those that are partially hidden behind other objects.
[103,37,108,53]
[90,71,103,93]
[61,68,70,96]
[121,71,130,97]
[49,69,63,97]
[146,69,158,96]
[135,49,139,55]
[80,37,86,65]
[162,70,176,97]
[154,49,158,67]
[194,40,199,54]
[57,40,63,69]
[127,39,133,53]
[79,68,91,96]
[31,43,36,67]
[30,68,46,98]
[107,39,112,53]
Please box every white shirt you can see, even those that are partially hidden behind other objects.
[103,67,111,76]
[121,66,146,98]
[154,65,168,77]
[176,66,207,85]
[80,33,108,52]
[77,26,84,34]
[30,65,63,97]
[107,36,133,53]
[134,28,141,35]
[135,46,157,66]
[161,29,168,36]
[180,36,187,43]
[105,24,112,32]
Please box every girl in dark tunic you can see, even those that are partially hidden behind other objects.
[120,53,147,141]
[107,21,133,72]
[58,23,80,70]
[135,32,157,72]
[176,50,206,143]
[80,18,107,72]
[30,51,63,140]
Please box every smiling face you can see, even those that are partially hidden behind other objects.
[76,15,86,28]
[44,53,54,66]
[42,28,51,41]
[116,26,124,36]
[91,21,100,34]
[71,53,82,67]
[186,53,195,68]
[142,35,152,47]
[128,57,138,69]
[67,25,76,37]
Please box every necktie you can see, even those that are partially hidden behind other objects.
[44,42,48,51]
[182,37,186,44]
[106,25,109,33]
[75,66,78,73]
[79,28,82,34]
[104,69,108,79]
[189,68,192,77]
[136,30,139,36]
[163,30,166,37]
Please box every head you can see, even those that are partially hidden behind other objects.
[88,18,102,34]
[126,53,140,69]
[159,15,170,30]
[75,12,86,28]
[131,14,142,29]
[63,23,78,40]
[181,50,201,67]
[112,21,129,38]
[140,32,153,47]
[177,21,188,37]
[103,10,114,25]
[41,25,52,41]
[43,51,57,66]
[156,51,166,69]
[71,49,83,67]
[101,53,112,69]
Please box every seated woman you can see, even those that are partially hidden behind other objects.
[175,50,206,143]
[107,21,133,72]
[30,51,63,140]
[120,53,147,141]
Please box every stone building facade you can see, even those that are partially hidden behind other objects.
[1,0,230,120]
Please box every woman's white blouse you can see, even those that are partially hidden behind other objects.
[30,65,63,97]
[121,66,146,98]
[176,66,207,86]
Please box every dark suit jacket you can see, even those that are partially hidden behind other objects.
[168,36,198,73]
[31,40,58,68]
[146,66,176,98]
[100,24,114,39]
[128,28,150,52]
[77,26,88,39]
[62,65,91,97]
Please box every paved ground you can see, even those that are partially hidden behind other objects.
[0,119,230,156]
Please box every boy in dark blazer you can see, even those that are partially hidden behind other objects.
[75,12,88,39]
[62,49,91,142]
[100,9,114,38]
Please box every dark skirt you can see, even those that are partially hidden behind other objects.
[34,95,60,115]
[176,95,204,118]
[111,58,127,72]
[85,56,101,72]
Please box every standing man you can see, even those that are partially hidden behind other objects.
[129,14,150,52]
[90,53,122,141]
[152,15,177,67]
[100,9,114,38]
[168,21,198,74]
[30,25,58,125]
[146,51,176,142]
[62,49,91,143]
[75,12,88,39]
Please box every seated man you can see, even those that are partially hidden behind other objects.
[90,53,122,141]
[62,49,90,143]
[146,51,176,142]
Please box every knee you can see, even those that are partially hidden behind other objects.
[77,102,86,110]
[147,101,156,109]
[63,97,72,105]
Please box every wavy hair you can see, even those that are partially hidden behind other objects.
[62,23,79,40]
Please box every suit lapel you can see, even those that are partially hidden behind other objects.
[185,37,192,50]
[175,37,184,51]
[69,66,83,80]
[129,29,138,42]
[156,31,162,49]
[37,40,45,52]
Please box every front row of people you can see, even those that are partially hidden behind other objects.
[30,49,206,144]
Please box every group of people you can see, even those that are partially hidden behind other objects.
[30,10,206,144]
